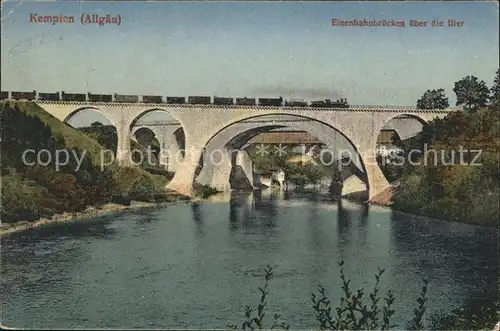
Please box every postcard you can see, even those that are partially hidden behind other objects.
[1,1,499,329]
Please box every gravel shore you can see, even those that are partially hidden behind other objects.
[0,198,199,237]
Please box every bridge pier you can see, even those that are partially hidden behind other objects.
[196,150,215,187]
[116,122,132,167]
[196,149,254,190]
[157,127,183,173]
[210,148,233,191]
[235,150,254,189]
[166,145,203,196]
[365,159,391,200]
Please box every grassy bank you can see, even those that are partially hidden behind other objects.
[0,100,205,226]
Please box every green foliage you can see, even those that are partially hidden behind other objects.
[416,88,449,110]
[78,124,163,169]
[111,167,158,202]
[1,171,47,221]
[248,144,330,187]
[0,101,171,223]
[453,75,490,111]
[392,104,499,226]
[232,263,498,330]
[490,69,499,106]
[310,261,398,330]
[407,280,429,330]
[285,162,326,187]
[228,265,289,330]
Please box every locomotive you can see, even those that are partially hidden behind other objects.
[310,98,349,108]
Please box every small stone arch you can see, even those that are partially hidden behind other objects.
[128,108,188,173]
[378,114,431,142]
[63,106,117,128]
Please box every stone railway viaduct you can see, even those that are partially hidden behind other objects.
[33,101,455,199]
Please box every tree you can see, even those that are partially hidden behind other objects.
[416,89,449,110]
[490,69,499,106]
[91,121,103,127]
[453,75,489,111]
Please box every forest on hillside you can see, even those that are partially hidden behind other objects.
[0,101,172,224]
[386,71,499,226]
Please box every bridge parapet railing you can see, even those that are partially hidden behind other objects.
[350,104,416,109]
[30,101,454,113]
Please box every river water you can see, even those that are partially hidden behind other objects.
[1,190,498,329]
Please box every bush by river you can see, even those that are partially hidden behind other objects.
[230,263,499,330]
[384,105,499,227]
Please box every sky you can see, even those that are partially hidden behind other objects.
[1,1,499,125]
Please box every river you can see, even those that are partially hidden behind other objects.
[1,189,498,329]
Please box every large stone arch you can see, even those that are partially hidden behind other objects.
[194,116,368,193]
[168,112,379,197]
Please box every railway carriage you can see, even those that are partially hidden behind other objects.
[11,91,37,100]
[285,99,308,107]
[166,96,186,104]
[188,96,211,105]
[88,93,112,102]
[38,92,60,101]
[142,95,163,103]
[235,97,256,106]
[258,97,283,107]
[114,94,139,103]
[61,91,87,102]
[213,97,234,105]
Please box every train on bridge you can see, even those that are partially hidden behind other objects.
[0,90,350,108]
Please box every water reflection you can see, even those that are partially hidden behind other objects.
[2,189,498,329]
[191,202,205,237]
[389,210,499,298]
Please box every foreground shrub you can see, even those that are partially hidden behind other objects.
[230,262,498,330]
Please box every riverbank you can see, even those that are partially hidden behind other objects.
[369,186,498,228]
[0,194,199,237]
